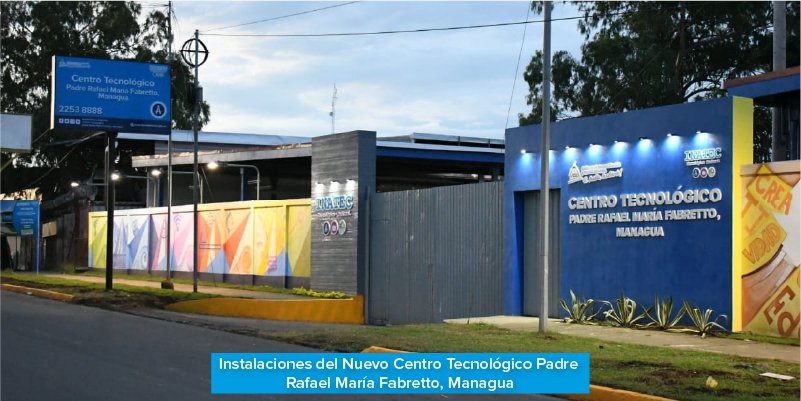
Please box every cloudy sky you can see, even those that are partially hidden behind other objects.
[169,1,583,139]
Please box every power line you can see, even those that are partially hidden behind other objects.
[201,1,359,33]
[199,2,717,39]
[505,3,532,130]
[200,15,587,38]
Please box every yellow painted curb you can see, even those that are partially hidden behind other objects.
[361,346,409,353]
[359,346,676,401]
[166,295,364,324]
[563,385,677,401]
[2,284,74,302]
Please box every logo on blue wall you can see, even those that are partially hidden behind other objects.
[684,147,722,166]
[568,161,623,185]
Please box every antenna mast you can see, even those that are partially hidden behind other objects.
[330,84,337,135]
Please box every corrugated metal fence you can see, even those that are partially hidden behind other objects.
[368,181,503,325]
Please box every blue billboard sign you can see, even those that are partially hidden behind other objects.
[1,200,39,237]
[1,200,41,273]
[50,56,171,134]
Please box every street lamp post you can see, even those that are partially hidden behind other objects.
[151,169,205,204]
[207,161,260,200]
[111,173,159,207]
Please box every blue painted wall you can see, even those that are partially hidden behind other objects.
[504,98,736,325]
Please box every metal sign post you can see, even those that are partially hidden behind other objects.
[105,132,117,290]
[181,31,208,293]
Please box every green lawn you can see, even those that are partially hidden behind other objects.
[1,270,216,308]
[59,268,345,298]
[260,323,800,401]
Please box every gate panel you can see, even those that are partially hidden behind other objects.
[368,182,503,325]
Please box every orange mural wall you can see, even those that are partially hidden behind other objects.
[739,161,800,338]
[89,199,311,279]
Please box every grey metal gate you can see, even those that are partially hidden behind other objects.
[522,190,561,317]
[368,181,503,325]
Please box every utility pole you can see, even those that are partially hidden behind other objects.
[163,0,174,289]
[192,29,200,293]
[179,31,208,294]
[538,1,552,333]
[772,1,786,161]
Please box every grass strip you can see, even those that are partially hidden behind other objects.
[1,270,216,308]
[260,323,800,401]
[64,268,299,294]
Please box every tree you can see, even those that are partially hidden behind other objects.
[0,1,210,200]
[520,1,800,162]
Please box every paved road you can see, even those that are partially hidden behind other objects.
[1,292,563,401]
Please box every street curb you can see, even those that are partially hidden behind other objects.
[562,386,677,401]
[166,295,364,324]
[1,284,74,302]
[360,346,677,401]
[361,346,410,353]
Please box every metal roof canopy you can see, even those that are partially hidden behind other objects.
[724,67,800,106]
[131,132,505,168]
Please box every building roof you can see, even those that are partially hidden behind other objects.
[724,66,800,106]
[130,131,505,168]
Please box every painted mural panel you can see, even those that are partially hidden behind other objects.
[113,215,126,269]
[224,209,253,275]
[150,213,168,271]
[254,206,286,276]
[125,215,150,270]
[288,205,311,277]
[740,162,800,338]
[170,211,195,272]
[87,200,311,280]
[88,214,107,268]
[198,209,226,274]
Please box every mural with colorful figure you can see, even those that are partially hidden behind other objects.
[740,161,800,338]
[88,200,311,280]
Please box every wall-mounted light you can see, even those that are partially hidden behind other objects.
[331,180,340,184]
[666,133,673,137]
[346,179,355,183]
[638,136,649,141]
[564,145,572,150]
[520,149,527,154]
[588,143,597,147]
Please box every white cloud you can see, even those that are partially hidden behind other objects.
[175,1,586,140]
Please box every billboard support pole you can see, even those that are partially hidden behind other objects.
[105,131,117,291]
[35,203,40,274]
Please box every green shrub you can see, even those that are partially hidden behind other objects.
[559,289,600,324]
[290,287,347,299]
[682,301,728,337]
[644,295,685,330]
[602,291,651,328]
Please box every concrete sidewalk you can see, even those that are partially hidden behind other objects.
[445,316,800,364]
[42,273,307,300]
